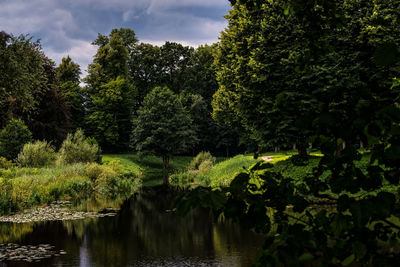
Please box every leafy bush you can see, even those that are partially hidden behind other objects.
[17,140,56,167]
[0,119,32,160]
[170,172,196,185]
[85,162,117,182]
[58,129,100,165]
[197,159,214,174]
[188,151,215,171]
[0,157,13,169]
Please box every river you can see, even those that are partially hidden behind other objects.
[0,186,264,266]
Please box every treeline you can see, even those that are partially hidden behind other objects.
[0,29,245,158]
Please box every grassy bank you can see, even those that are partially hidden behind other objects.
[102,154,194,186]
[0,161,140,215]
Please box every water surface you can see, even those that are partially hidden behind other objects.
[0,186,264,266]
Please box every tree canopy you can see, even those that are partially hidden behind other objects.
[177,0,400,265]
[131,86,196,170]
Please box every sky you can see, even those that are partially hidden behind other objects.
[0,0,230,76]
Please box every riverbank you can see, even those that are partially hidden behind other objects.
[0,161,140,215]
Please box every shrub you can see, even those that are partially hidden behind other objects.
[0,157,13,169]
[188,151,215,171]
[58,129,100,165]
[170,172,196,185]
[198,159,214,174]
[17,140,56,167]
[85,163,117,182]
[0,119,32,160]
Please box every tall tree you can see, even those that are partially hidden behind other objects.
[56,56,84,130]
[131,86,196,177]
[179,0,400,266]
[212,0,317,155]
[28,57,71,145]
[129,43,162,109]
[159,42,193,93]
[85,29,136,151]
[184,44,219,105]
[0,32,47,128]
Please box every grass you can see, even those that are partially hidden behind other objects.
[102,154,194,186]
[207,155,262,187]
[206,150,325,187]
[0,161,140,215]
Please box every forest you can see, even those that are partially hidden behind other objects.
[1,0,400,266]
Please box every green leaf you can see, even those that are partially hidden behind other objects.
[342,254,355,266]
[299,253,314,261]
[352,241,367,260]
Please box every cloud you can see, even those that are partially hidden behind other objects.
[45,39,96,73]
[1,0,230,79]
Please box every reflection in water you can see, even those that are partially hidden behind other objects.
[0,186,264,266]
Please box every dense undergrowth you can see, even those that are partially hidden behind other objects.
[0,161,141,215]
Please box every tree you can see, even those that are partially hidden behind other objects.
[28,57,71,145]
[131,87,196,178]
[56,56,81,84]
[184,44,219,105]
[0,32,47,128]
[177,0,400,265]
[128,43,163,109]
[87,76,135,151]
[0,119,32,160]
[56,56,85,130]
[159,42,193,94]
[85,29,136,151]
[212,0,317,155]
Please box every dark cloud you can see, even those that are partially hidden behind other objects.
[0,0,230,76]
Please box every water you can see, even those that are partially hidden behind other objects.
[0,186,264,266]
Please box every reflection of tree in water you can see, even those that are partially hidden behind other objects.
[1,186,264,266]
[84,186,215,266]
[0,223,34,243]
[84,186,263,266]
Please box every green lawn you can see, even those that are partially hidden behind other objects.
[102,154,194,186]
[101,151,326,188]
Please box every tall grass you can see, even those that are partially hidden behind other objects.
[0,161,141,215]
[207,155,262,187]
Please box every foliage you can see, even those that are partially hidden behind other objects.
[56,55,81,84]
[28,84,71,146]
[206,155,261,187]
[17,140,56,167]
[58,129,100,165]
[102,154,193,182]
[0,33,47,128]
[0,157,13,169]
[131,86,197,170]
[128,43,163,109]
[0,119,32,160]
[188,151,215,171]
[85,29,136,151]
[0,161,140,214]
[86,76,135,150]
[183,44,219,104]
[159,42,193,94]
[179,0,400,265]
[56,56,84,130]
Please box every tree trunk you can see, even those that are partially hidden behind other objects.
[162,155,169,169]
[360,140,364,149]
[293,144,296,150]
[162,155,170,185]
[163,172,169,185]
[297,143,308,157]
[274,146,279,153]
